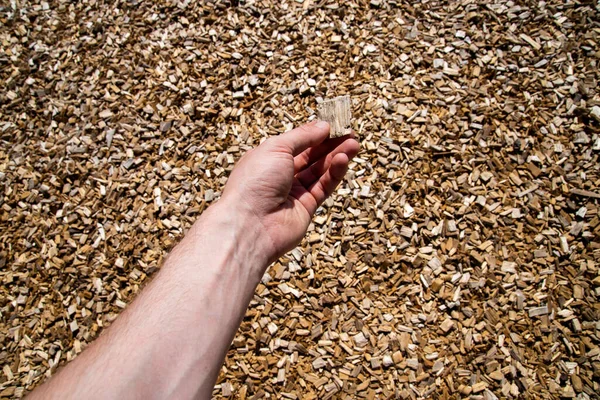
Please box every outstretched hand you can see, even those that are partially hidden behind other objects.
[27,121,359,400]
[221,121,360,262]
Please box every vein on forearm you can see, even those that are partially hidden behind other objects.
[130,211,268,398]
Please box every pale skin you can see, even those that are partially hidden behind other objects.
[29,120,360,399]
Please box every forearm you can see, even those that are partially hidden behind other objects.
[30,201,270,400]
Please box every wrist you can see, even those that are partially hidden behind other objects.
[184,200,273,277]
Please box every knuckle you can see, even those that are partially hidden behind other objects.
[266,137,293,154]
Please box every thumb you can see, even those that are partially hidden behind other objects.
[274,120,330,156]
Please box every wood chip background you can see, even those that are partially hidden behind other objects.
[1,0,599,399]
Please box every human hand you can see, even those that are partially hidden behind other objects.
[219,121,360,263]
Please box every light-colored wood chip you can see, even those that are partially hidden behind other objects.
[317,95,352,138]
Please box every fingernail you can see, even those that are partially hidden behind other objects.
[315,120,330,131]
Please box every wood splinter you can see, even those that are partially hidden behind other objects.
[317,95,352,138]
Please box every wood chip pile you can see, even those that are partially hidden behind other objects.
[1,0,599,398]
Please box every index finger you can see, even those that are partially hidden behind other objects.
[293,132,356,173]
[274,120,330,156]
